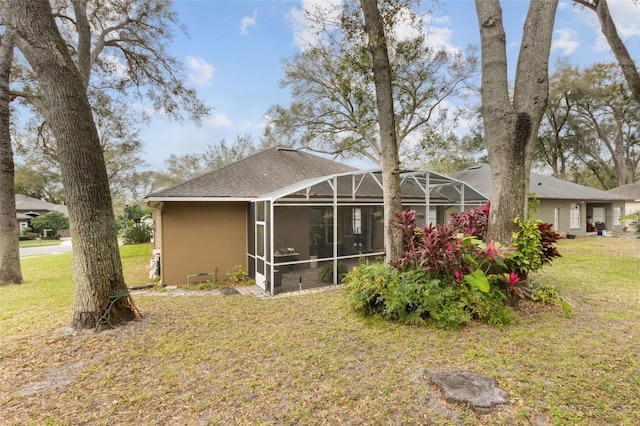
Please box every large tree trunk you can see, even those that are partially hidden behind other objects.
[7,0,135,329]
[475,0,558,244]
[360,0,403,262]
[0,29,22,285]
[573,0,640,104]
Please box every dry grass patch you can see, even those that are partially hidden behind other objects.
[1,238,639,425]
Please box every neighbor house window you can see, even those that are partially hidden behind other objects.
[570,203,581,229]
[613,207,622,226]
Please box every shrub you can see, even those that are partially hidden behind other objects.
[121,223,152,245]
[226,265,254,286]
[507,218,561,280]
[30,211,69,237]
[343,209,564,329]
[448,202,490,240]
[343,263,399,316]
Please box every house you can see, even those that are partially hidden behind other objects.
[145,147,488,293]
[607,183,640,228]
[15,194,70,236]
[451,164,631,236]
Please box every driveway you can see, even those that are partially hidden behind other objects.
[19,238,73,258]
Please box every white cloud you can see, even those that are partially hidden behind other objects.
[186,56,215,86]
[288,0,343,51]
[206,113,232,128]
[552,29,579,55]
[240,10,258,36]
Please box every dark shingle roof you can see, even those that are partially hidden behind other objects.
[607,183,640,200]
[147,147,358,199]
[451,164,631,201]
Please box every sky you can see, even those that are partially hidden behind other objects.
[138,0,640,170]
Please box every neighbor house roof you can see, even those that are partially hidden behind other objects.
[607,183,640,201]
[451,164,630,201]
[15,194,62,211]
[146,147,358,200]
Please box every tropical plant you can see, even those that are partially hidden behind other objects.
[121,223,152,245]
[344,209,565,329]
[448,202,490,241]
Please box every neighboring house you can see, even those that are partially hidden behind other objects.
[607,183,640,228]
[145,147,488,293]
[15,194,70,237]
[452,164,631,236]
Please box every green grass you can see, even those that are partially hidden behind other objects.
[18,239,63,248]
[1,238,639,425]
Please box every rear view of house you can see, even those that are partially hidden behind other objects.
[146,147,488,293]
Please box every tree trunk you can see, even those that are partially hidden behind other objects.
[0,29,23,285]
[360,0,403,262]
[573,0,640,104]
[7,0,135,329]
[475,0,557,244]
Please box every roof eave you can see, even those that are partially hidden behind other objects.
[144,196,253,203]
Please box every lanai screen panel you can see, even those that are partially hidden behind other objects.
[255,169,489,294]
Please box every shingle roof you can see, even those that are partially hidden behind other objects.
[15,194,63,211]
[607,183,640,200]
[147,147,358,199]
[451,164,631,201]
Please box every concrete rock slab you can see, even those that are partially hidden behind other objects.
[430,371,509,413]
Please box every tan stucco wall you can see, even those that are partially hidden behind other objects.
[159,201,247,286]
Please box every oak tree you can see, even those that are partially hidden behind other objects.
[7,0,136,329]
[475,0,558,243]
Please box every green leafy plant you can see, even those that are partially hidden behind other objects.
[122,223,152,245]
[344,209,563,329]
[30,211,69,238]
[226,265,255,286]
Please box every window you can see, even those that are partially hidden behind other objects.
[352,208,362,235]
[613,207,622,226]
[570,203,581,229]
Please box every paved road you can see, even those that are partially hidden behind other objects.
[19,239,73,258]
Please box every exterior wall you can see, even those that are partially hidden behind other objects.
[159,201,247,286]
[536,199,625,236]
[623,201,640,228]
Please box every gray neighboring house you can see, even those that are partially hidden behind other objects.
[452,164,631,236]
[15,194,70,237]
[607,183,640,228]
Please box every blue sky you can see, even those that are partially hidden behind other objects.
[138,0,640,170]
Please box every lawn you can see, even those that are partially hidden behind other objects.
[1,239,639,425]
[18,239,63,248]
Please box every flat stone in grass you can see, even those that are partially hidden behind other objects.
[430,371,508,413]
[221,287,240,296]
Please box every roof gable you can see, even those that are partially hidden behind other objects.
[147,147,358,199]
[451,164,631,201]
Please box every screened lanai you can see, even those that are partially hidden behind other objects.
[247,169,489,295]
